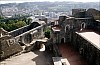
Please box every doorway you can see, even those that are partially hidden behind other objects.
[81,22,86,29]
[61,38,65,43]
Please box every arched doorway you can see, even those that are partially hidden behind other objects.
[80,22,86,31]
[65,25,70,32]
[23,34,32,44]
[39,44,45,51]
[61,38,65,43]
[79,48,84,56]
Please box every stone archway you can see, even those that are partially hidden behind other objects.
[61,38,65,43]
[79,48,84,56]
[20,34,32,45]
[65,25,70,32]
[39,43,45,51]
[25,34,32,44]
[80,22,86,31]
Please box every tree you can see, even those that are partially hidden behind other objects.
[24,18,32,25]
[15,21,27,28]
[44,27,51,39]
[0,18,28,31]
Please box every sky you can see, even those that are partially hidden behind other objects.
[0,0,99,4]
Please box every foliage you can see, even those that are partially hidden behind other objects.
[25,18,32,25]
[0,18,28,31]
[44,27,51,39]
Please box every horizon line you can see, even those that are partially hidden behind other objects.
[0,1,100,4]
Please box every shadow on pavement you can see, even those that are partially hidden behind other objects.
[31,49,54,65]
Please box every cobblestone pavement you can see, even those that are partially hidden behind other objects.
[0,50,53,65]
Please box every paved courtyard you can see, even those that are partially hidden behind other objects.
[59,43,89,65]
[0,50,54,65]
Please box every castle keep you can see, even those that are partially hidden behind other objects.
[50,9,100,65]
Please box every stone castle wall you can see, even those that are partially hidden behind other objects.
[0,21,45,60]
[51,9,100,65]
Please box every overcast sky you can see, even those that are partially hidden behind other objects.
[0,0,99,4]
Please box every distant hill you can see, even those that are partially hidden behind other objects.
[0,2,100,16]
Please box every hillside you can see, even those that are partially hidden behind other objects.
[0,2,99,16]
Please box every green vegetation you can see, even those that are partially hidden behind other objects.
[44,27,51,39]
[0,18,31,31]
[0,16,4,19]
[26,18,32,25]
